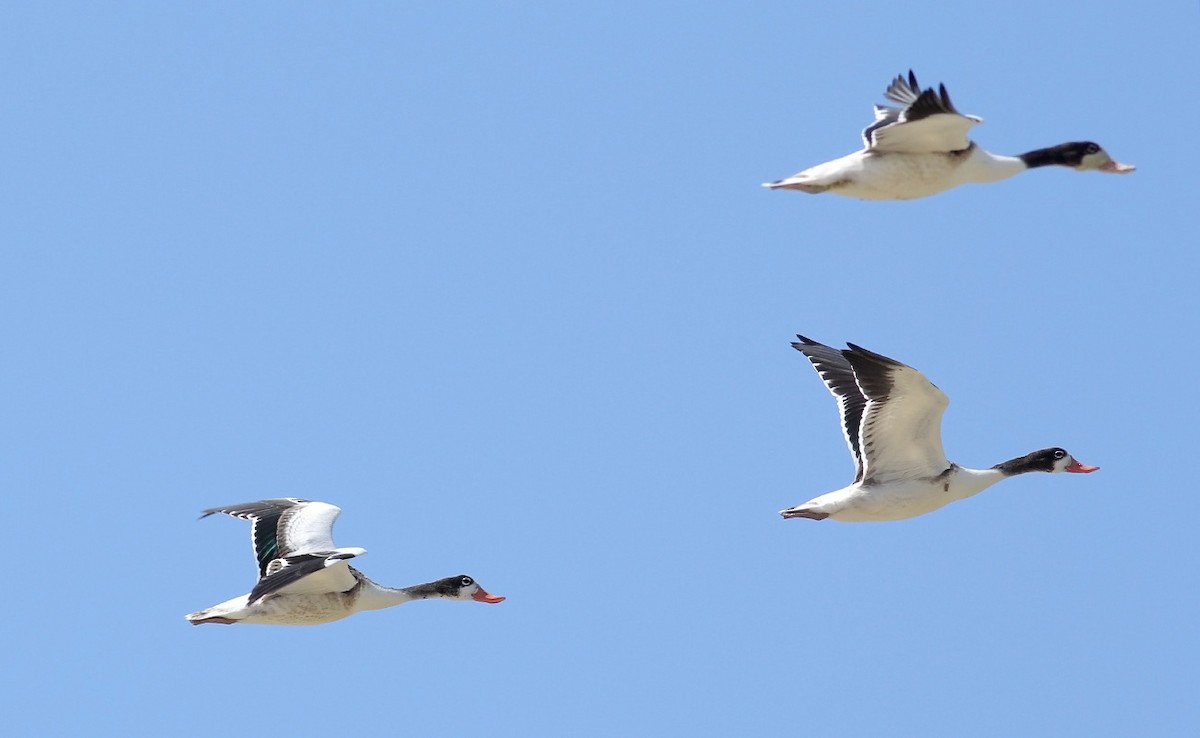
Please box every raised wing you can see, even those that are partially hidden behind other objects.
[842,343,950,482]
[882,70,924,108]
[863,70,980,154]
[792,335,868,483]
[200,498,342,577]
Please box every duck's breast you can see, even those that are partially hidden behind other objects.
[831,477,964,521]
[237,591,358,626]
[835,152,975,200]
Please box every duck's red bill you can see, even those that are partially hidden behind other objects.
[1100,160,1135,174]
[472,589,506,604]
[1066,460,1099,473]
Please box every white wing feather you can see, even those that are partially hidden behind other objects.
[852,357,951,482]
[869,114,980,154]
[284,501,343,553]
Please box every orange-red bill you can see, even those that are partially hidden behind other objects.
[1066,460,1099,473]
[472,588,506,604]
[1100,160,1135,174]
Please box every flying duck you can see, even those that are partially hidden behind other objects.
[781,336,1098,522]
[763,71,1134,200]
[186,498,504,625]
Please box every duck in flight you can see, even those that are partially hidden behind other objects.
[781,336,1098,522]
[763,70,1134,200]
[186,498,504,625]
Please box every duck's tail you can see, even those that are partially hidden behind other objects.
[186,609,238,625]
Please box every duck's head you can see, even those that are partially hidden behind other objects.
[1064,141,1135,173]
[430,575,506,603]
[1031,447,1100,474]
[994,448,1098,475]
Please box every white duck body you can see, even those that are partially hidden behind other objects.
[186,498,504,626]
[781,337,1098,523]
[795,466,1008,522]
[764,70,1133,201]
[188,591,348,626]
[186,565,490,626]
[778,146,1027,201]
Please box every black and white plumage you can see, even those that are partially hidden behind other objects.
[202,498,338,576]
[860,71,975,154]
[781,336,1099,522]
[186,498,504,625]
[763,70,1134,200]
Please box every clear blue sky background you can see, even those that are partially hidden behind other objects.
[2,3,1196,736]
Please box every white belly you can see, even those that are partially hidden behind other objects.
[830,487,962,521]
[829,152,969,200]
[237,592,358,625]
[818,476,979,522]
[189,590,360,626]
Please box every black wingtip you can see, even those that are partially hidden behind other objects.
[844,342,905,368]
[845,342,880,358]
[938,82,955,112]
[792,334,826,352]
[845,342,878,360]
[907,69,919,91]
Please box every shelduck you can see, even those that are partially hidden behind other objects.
[781,336,1098,522]
[186,498,504,625]
[763,70,1134,200]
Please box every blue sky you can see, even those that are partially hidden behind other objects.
[2,3,1196,736]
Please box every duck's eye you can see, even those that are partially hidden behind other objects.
[1054,450,1065,459]
[461,576,473,586]
[1086,143,1099,154]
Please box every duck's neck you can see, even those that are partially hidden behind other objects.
[991,452,1053,476]
[947,465,1008,499]
[944,453,1051,500]
[355,579,444,611]
[962,148,1027,184]
[1017,144,1076,170]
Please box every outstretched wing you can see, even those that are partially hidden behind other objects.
[842,343,950,483]
[200,498,342,577]
[792,335,868,483]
